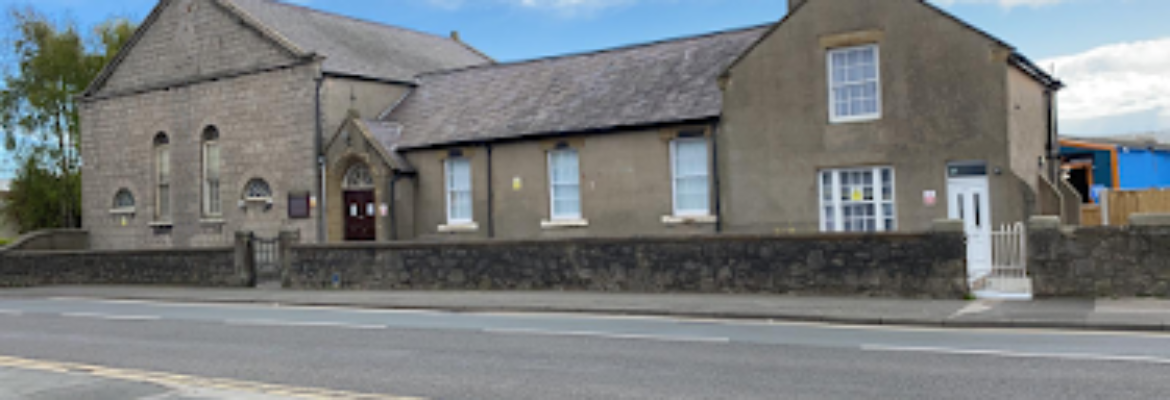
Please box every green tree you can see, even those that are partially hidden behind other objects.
[0,7,135,230]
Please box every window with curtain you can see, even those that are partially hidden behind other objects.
[548,149,581,220]
[671,138,710,216]
[445,157,472,224]
[203,127,221,217]
[154,133,171,222]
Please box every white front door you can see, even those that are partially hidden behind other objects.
[948,177,992,281]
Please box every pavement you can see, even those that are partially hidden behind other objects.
[2,296,1170,399]
[2,286,1169,332]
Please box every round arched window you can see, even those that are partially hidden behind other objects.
[113,189,135,211]
[243,178,273,201]
[343,163,374,190]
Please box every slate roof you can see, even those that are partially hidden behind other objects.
[360,120,416,173]
[387,25,768,149]
[225,0,491,82]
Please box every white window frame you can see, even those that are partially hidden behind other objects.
[670,137,711,217]
[202,140,222,217]
[827,44,881,123]
[243,178,273,202]
[819,167,896,232]
[547,148,582,221]
[445,157,473,225]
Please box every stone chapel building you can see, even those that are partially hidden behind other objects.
[81,0,1067,255]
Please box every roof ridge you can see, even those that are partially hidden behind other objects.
[418,23,772,78]
[237,0,463,44]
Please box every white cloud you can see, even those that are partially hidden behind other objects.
[1040,37,1170,132]
[931,0,1066,10]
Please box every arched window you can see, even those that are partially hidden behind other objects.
[154,133,171,221]
[113,189,135,211]
[202,126,222,217]
[244,178,273,201]
[343,163,374,190]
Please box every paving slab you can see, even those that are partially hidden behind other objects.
[2,286,1169,332]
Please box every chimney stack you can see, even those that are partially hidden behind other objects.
[450,31,461,42]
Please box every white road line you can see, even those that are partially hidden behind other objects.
[0,309,22,316]
[60,312,161,321]
[482,328,731,344]
[224,319,386,330]
[861,344,1170,365]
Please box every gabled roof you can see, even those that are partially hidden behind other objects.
[388,25,768,150]
[84,0,491,96]
[224,0,491,83]
[722,0,1062,90]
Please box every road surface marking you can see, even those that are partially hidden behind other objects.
[0,309,22,316]
[861,345,1170,365]
[483,328,731,344]
[0,354,424,399]
[60,312,161,321]
[224,319,386,330]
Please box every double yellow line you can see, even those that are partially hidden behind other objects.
[0,355,423,400]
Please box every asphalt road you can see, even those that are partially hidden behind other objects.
[0,297,1169,399]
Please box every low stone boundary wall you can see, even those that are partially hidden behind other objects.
[1030,216,1170,298]
[0,248,250,288]
[289,232,969,299]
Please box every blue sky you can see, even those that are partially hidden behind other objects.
[0,0,1168,178]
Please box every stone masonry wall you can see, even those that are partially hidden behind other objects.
[1030,218,1170,298]
[289,232,969,298]
[0,248,248,288]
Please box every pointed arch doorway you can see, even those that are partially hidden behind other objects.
[343,163,377,242]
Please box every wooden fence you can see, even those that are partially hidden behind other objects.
[1082,189,1170,226]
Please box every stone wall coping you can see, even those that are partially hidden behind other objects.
[295,232,944,251]
[0,229,89,253]
[931,219,964,233]
[1028,216,1062,230]
[3,247,234,257]
[1129,213,1170,227]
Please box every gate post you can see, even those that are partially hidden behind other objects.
[278,230,301,288]
[234,231,255,287]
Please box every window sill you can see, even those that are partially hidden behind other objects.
[148,221,174,228]
[541,219,589,229]
[109,208,136,215]
[829,114,881,125]
[438,222,479,233]
[200,218,226,225]
[244,197,273,203]
[662,215,718,225]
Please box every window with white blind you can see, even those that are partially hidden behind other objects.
[548,149,581,220]
[828,45,880,123]
[154,133,171,222]
[202,127,221,217]
[445,157,472,225]
[819,167,896,232]
[671,138,710,217]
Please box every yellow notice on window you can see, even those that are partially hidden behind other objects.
[851,189,864,202]
[513,177,523,191]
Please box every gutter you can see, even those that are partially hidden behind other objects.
[711,122,723,233]
[389,172,402,241]
[486,143,495,239]
[315,73,326,243]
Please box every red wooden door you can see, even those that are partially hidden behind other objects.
[344,191,376,241]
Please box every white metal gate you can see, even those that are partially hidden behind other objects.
[971,222,1032,300]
